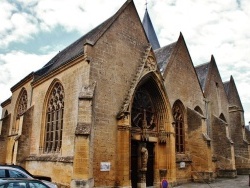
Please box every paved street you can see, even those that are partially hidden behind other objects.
[173,175,249,188]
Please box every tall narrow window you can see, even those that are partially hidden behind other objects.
[14,89,27,133]
[45,82,64,153]
[173,103,184,153]
[17,90,28,117]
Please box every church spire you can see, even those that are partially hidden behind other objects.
[142,5,160,50]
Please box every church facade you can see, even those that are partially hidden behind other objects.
[0,0,249,187]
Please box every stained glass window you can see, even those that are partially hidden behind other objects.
[45,82,64,153]
[173,104,184,153]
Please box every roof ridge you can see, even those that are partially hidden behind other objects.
[86,0,133,46]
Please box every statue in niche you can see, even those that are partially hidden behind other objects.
[141,144,148,171]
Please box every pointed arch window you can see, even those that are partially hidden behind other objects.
[13,89,28,133]
[173,103,184,153]
[219,113,227,122]
[17,90,28,117]
[45,82,64,153]
[194,106,203,116]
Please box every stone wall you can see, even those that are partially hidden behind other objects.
[0,114,11,164]
[86,2,149,187]
[164,35,205,111]
[8,80,33,133]
[187,108,212,172]
[16,106,33,166]
[212,115,235,173]
[163,34,208,183]
[26,159,73,187]
[25,59,89,186]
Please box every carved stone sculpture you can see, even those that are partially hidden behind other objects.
[141,145,148,171]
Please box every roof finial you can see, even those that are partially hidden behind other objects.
[145,0,148,10]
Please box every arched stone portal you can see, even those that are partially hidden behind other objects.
[129,75,174,188]
[116,47,176,187]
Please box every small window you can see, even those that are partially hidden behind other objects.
[194,106,203,115]
[219,113,227,122]
[216,82,219,88]
[173,102,185,153]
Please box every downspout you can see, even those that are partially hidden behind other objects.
[204,98,210,136]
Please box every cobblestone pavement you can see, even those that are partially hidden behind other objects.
[173,175,249,188]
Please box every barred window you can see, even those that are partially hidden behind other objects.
[45,82,64,153]
[173,104,184,153]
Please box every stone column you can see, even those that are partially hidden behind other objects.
[116,114,131,186]
[71,83,95,188]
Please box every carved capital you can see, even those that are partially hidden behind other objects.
[79,82,96,100]
[117,125,130,131]
[158,130,167,143]
[144,56,157,71]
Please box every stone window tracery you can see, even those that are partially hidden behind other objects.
[45,82,64,153]
[17,90,28,117]
[13,89,28,134]
[173,104,184,153]
[131,89,156,131]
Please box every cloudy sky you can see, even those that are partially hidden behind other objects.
[0,0,249,124]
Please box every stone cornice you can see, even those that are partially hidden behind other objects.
[26,155,73,163]
[10,72,34,92]
[1,97,11,108]
[31,53,86,88]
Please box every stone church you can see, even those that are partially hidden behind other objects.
[1,0,249,187]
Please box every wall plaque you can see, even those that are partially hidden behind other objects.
[100,162,111,171]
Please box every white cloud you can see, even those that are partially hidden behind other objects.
[0,1,16,33]
[0,50,55,102]
[0,1,40,47]
[33,0,125,33]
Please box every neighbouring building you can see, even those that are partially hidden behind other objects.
[1,0,249,187]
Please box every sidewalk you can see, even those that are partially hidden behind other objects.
[173,175,249,188]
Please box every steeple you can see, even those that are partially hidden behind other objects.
[142,8,160,50]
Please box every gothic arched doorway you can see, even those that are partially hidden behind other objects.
[130,86,156,187]
[130,72,170,187]
[131,140,154,188]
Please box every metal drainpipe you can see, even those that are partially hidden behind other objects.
[30,87,33,106]
[204,98,209,136]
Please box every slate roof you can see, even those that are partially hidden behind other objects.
[33,0,132,83]
[223,81,230,95]
[34,17,113,82]
[142,9,160,50]
[195,62,210,91]
[154,42,176,73]
[223,76,243,110]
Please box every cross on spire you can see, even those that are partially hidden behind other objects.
[145,0,148,9]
